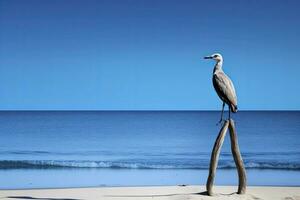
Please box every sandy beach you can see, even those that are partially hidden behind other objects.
[0,185,299,200]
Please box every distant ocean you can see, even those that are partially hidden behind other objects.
[0,111,299,189]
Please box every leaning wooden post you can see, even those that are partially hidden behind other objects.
[206,120,229,196]
[228,119,247,194]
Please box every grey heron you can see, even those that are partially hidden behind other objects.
[204,53,237,123]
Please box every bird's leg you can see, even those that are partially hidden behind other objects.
[228,105,231,120]
[217,102,225,125]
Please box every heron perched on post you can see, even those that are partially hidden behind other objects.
[204,53,237,123]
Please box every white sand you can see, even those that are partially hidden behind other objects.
[0,185,300,200]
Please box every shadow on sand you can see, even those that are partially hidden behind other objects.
[6,192,242,199]
[103,191,241,198]
[104,191,209,198]
[6,196,81,200]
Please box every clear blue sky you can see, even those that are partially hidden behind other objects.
[0,0,299,110]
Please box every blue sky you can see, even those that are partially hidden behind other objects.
[0,0,299,110]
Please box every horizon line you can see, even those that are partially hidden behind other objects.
[0,109,299,112]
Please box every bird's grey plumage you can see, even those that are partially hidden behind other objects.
[204,53,237,122]
[213,71,237,112]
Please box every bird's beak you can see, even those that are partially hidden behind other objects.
[204,56,212,59]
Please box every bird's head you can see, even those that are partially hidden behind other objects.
[204,53,223,62]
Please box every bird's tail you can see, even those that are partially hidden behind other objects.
[230,104,238,113]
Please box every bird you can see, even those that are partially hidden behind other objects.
[204,53,237,123]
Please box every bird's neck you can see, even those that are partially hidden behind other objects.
[213,60,223,73]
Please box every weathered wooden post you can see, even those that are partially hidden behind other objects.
[206,120,229,196]
[206,119,247,196]
[229,119,247,194]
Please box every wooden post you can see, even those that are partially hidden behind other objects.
[206,119,247,196]
[206,120,229,196]
[229,119,247,194]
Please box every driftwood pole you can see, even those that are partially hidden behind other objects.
[206,120,229,196]
[206,119,247,196]
[229,119,247,194]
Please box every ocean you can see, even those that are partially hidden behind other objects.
[0,111,299,189]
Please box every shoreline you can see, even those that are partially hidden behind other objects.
[1,185,300,200]
[2,184,300,191]
[1,168,300,189]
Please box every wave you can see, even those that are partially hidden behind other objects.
[1,150,300,157]
[0,160,299,170]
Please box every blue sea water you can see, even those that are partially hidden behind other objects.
[0,111,299,189]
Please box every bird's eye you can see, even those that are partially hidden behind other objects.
[214,55,218,58]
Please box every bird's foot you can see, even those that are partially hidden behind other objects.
[216,119,226,126]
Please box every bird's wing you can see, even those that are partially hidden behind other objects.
[213,72,237,107]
